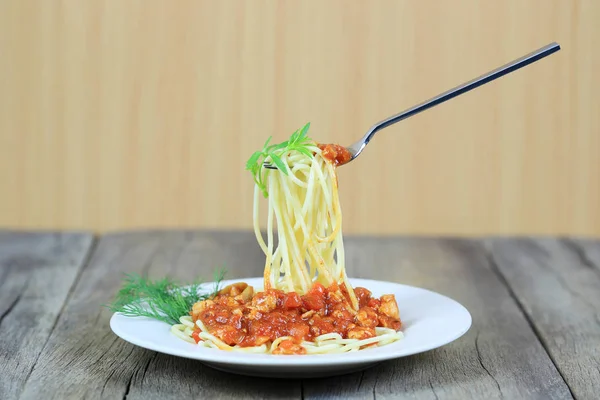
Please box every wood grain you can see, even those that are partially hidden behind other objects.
[17,231,576,399]
[0,232,94,400]
[19,231,300,400]
[0,0,599,236]
[487,238,600,399]
[303,237,572,399]
[568,239,600,273]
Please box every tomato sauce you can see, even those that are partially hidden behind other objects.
[191,282,401,355]
[317,143,352,166]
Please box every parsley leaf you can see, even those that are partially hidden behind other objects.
[245,122,316,197]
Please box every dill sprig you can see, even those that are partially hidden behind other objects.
[246,122,315,197]
[105,270,226,325]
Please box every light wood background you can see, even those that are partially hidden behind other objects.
[0,0,598,236]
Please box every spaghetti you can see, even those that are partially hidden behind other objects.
[171,125,404,354]
[172,316,402,354]
[253,141,356,305]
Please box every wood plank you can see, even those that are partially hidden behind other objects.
[0,231,94,400]
[19,231,301,400]
[487,238,600,400]
[566,238,600,273]
[303,237,573,400]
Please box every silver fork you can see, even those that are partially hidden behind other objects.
[265,42,560,169]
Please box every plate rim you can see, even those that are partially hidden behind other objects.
[110,277,472,366]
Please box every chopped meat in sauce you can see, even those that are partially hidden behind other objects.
[317,143,352,166]
[379,294,400,319]
[190,282,402,354]
[347,326,376,340]
[273,339,306,355]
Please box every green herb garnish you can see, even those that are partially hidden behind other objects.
[246,122,316,197]
[105,270,226,325]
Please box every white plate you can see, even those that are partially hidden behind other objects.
[110,277,472,378]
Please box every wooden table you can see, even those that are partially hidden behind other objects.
[1,231,599,400]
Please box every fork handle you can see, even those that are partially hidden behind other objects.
[362,42,561,145]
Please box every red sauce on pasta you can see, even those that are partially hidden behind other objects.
[191,282,401,355]
[317,143,352,166]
